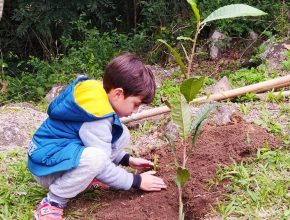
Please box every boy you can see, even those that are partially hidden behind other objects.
[28,53,167,220]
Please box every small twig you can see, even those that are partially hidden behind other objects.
[181,43,190,62]
[172,24,191,34]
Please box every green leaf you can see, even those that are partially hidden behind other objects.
[177,36,194,42]
[190,104,218,132]
[180,77,205,103]
[170,95,192,141]
[192,120,206,146]
[186,0,200,22]
[165,133,178,166]
[201,4,267,25]
[188,104,218,155]
[174,167,190,187]
[247,189,258,202]
[158,39,186,77]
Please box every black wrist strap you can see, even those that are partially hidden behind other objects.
[119,153,131,166]
[132,174,142,189]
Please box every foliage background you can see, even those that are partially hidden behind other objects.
[0,0,289,103]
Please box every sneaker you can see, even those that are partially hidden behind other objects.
[34,198,63,220]
[87,178,110,190]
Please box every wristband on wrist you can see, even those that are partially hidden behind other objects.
[119,153,131,166]
[132,174,142,189]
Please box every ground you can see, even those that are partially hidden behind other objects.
[0,102,285,219]
[67,114,280,220]
[0,38,288,219]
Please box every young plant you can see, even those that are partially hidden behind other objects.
[158,2,267,80]
[160,2,267,219]
[165,76,218,219]
[153,154,158,172]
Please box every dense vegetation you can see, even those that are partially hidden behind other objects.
[0,0,289,104]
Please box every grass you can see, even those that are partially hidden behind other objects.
[211,99,290,219]
[228,64,272,88]
[0,149,46,220]
[213,145,290,219]
[282,51,290,71]
[152,79,180,106]
[0,149,106,220]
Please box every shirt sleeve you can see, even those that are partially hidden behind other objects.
[111,124,130,165]
[79,117,134,190]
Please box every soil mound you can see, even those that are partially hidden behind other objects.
[71,117,280,220]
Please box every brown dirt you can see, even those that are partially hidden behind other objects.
[69,115,280,220]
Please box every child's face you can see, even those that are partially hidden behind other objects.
[108,88,142,117]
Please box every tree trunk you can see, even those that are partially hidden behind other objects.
[0,0,4,20]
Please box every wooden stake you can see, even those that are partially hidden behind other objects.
[121,75,290,123]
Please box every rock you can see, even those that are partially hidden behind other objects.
[45,85,66,104]
[260,38,290,73]
[209,30,229,60]
[205,76,232,94]
[210,45,220,60]
[215,105,236,125]
[211,30,226,42]
[0,104,47,152]
[249,31,258,41]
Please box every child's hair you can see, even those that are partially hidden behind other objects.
[103,52,156,104]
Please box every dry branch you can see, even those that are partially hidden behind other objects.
[121,74,290,123]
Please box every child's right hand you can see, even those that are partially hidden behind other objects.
[139,171,167,191]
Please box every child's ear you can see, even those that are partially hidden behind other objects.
[111,88,124,100]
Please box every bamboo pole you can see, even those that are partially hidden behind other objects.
[256,90,290,100]
[190,74,290,103]
[121,75,290,123]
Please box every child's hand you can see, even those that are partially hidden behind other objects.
[129,157,153,171]
[140,171,167,191]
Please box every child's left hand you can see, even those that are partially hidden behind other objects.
[129,157,153,171]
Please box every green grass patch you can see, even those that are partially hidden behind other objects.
[213,146,290,219]
[282,51,290,71]
[229,64,273,88]
[0,149,46,220]
[0,149,105,220]
[152,79,180,106]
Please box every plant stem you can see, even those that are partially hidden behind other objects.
[178,187,184,220]
[185,137,193,165]
[186,21,201,79]
[182,143,187,168]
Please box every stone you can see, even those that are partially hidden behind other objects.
[215,105,237,126]
[45,85,66,103]
[249,31,258,41]
[211,30,226,42]
[210,45,220,60]
[205,76,232,94]
[260,38,290,73]
[209,30,229,60]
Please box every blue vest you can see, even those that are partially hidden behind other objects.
[28,76,123,176]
